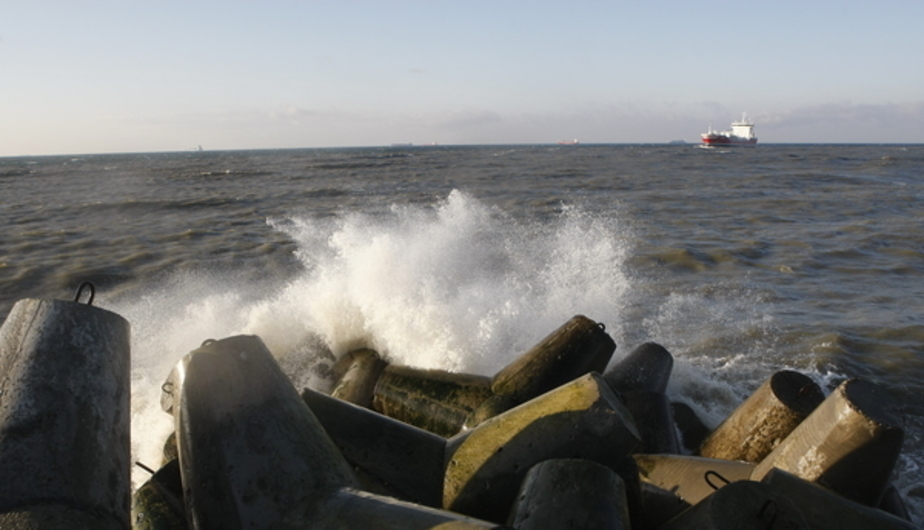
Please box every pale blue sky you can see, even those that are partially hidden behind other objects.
[2,1,923,155]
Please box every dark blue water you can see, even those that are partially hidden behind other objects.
[2,144,922,520]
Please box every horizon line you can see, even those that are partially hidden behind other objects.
[3,141,923,159]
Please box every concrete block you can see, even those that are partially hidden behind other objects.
[492,315,615,402]
[508,459,630,530]
[699,370,823,462]
[751,378,904,506]
[373,365,493,437]
[444,372,639,522]
[0,298,131,529]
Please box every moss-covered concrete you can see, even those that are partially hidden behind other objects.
[699,370,823,462]
[491,315,614,402]
[373,365,493,437]
[443,372,639,522]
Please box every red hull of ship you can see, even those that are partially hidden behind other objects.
[701,135,757,147]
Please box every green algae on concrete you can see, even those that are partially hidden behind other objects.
[373,365,494,437]
[461,393,521,431]
[130,460,186,530]
[491,315,615,402]
[699,370,823,463]
[443,372,639,523]
[0,505,128,530]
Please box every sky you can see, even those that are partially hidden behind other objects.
[2,1,923,155]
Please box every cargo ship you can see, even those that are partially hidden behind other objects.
[701,114,757,146]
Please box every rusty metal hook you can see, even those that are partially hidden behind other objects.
[135,461,157,475]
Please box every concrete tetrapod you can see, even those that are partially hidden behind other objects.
[508,459,631,530]
[656,480,808,530]
[176,335,359,528]
[373,365,494,437]
[670,402,710,452]
[620,390,681,454]
[278,489,510,530]
[633,454,756,506]
[177,335,503,530]
[879,485,913,521]
[636,482,691,530]
[699,370,824,462]
[603,342,673,394]
[443,372,640,523]
[461,393,522,431]
[330,348,388,408]
[491,315,615,403]
[751,378,904,506]
[369,316,615,437]
[0,297,131,530]
[760,468,917,530]
[302,387,448,507]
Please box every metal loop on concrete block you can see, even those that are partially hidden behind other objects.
[73,281,95,305]
[704,470,730,491]
[135,461,157,475]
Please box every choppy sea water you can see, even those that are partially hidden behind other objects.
[2,144,923,522]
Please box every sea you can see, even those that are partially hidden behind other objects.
[2,144,922,523]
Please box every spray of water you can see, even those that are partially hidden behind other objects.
[119,190,783,489]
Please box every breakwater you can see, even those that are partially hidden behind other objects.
[0,292,916,529]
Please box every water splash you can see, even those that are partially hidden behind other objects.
[120,190,638,487]
[258,190,635,374]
